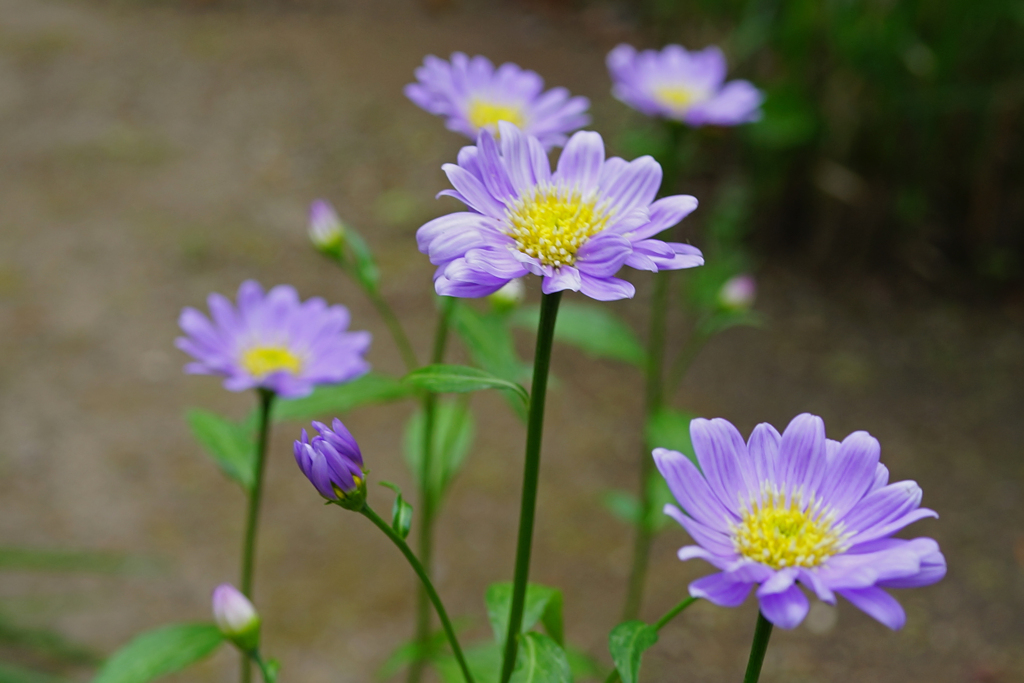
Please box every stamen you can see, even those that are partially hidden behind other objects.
[242,346,302,378]
[506,185,612,267]
[467,100,527,131]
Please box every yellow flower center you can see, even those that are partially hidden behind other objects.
[467,99,527,132]
[241,346,302,378]
[731,487,850,569]
[506,186,612,268]
[652,85,704,113]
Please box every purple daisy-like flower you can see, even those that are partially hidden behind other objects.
[607,44,763,126]
[417,122,704,301]
[655,413,945,630]
[176,280,371,399]
[405,52,590,149]
[294,418,366,507]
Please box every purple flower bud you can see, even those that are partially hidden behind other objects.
[294,418,366,510]
[718,274,756,310]
[309,200,345,253]
[211,583,260,650]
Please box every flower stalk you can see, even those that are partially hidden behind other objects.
[499,291,562,683]
[742,612,774,683]
[360,504,476,683]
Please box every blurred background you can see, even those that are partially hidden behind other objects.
[0,0,1022,681]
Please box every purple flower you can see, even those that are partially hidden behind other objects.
[294,418,366,508]
[212,583,260,650]
[718,274,756,310]
[607,44,763,126]
[177,280,371,399]
[655,413,945,630]
[417,122,704,301]
[405,52,590,149]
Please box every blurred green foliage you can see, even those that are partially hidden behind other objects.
[619,0,1024,285]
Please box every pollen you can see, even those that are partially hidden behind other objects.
[653,85,702,113]
[467,99,527,132]
[241,346,303,378]
[731,485,850,570]
[506,186,612,268]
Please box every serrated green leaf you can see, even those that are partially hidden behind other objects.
[512,302,645,367]
[0,662,73,683]
[273,373,412,422]
[485,583,564,647]
[601,489,642,526]
[404,365,528,406]
[608,621,658,683]
[403,400,476,502]
[92,623,223,683]
[185,409,254,490]
[510,632,571,683]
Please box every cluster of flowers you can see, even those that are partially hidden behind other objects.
[175,42,943,672]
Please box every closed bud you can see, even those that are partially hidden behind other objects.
[718,274,756,311]
[488,278,525,312]
[211,584,260,651]
[308,200,345,255]
[294,418,367,511]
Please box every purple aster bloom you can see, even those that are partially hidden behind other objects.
[417,122,704,301]
[607,44,763,126]
[655,413,945,630]
[405,52,590,149]
[176,280,371,399]
[294,418,366,508]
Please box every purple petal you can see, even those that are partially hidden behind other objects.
[685,79,764,127]
[627,194,699,240]
[575,233,632,278]
[600,156,662,216]
[654,447,737,532]
[541,267,582,294]
[838,587,906,630]
[777,413,825,496]
[443,163,506,217]
[817,430,880,517]
[690,417,757,514]
[577,273,635,301]
[689,572,752,607]
[555,131,604,194]
[757,584,809,629]
[664,505,737,557]
[747,422,782,490]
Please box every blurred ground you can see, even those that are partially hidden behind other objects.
[0,0,1022,681]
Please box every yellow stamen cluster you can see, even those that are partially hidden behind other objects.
[467,99,527,132]
[652,85,703,113]
[731,486,849,569]
[506,186,612,268]
[241,346,302,378]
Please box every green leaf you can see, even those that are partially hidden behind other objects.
[645,408,697,463]
[403,400,476,502]
[379,482,414,541]
[377,627,460,680]
[0,662,73,683]
[404,365,528,406]
[273,373,412,422]
[92,623,224,683]
[344,226,381,292]
[601,489,642,526]
[451,304,531,420]
[608,621,658,683]
[185,409,254,491]
[433,642,500,683]
[512,302,645,367]
[566,646,607,681]
[485,583,564,647]
[510,632,571,683]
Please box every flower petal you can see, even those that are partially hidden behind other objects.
[817,430,880,517]
[757,583,809,629]
[838,587,906,630]
[689,572,752,607]
[577,273,635,301]
[555,130,604,195]
[778,413,826,497]
[654,447,737,532]
[575,233,632,278]
[690,417,757,513]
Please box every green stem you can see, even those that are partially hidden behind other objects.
[409,296,456,683]
[742,612,774,683]
[240,388,275,683]
[666,325,709,398]
[368,288,419,373]
[603,596,699,683]
[361,505,476,683]
[250,651,276,683]
[621,271,671,621]
[499,291,562,683]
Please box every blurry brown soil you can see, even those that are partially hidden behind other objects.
[0,0,1022,681]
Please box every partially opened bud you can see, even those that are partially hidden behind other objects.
[718,274,756,311]
[308,200,345,254]
[488,278,525,312]
[294,418,367,510]
[212,584,260,651]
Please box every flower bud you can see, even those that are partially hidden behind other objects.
[308,200,345,255]
[717,274,756,311]
[488,278,525,312]
[294,418,366,510]
[211,584,260,651]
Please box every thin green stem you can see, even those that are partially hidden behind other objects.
[368,288,419,373]
[361,505,475,683]
[499,291,562,683]
[621,271,671,621]
[742,612,774,683]
[240,388,275,683]
[409,296,456,683]
[250,651,276,683]
[603,596,699,683]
